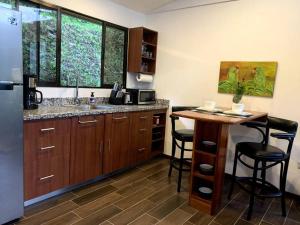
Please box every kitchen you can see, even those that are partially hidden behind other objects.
[0,0,300,225]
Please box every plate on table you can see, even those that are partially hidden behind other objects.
[223,110,252,117]
[195,107,223,113]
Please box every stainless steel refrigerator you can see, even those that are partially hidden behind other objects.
[0,7,24,224]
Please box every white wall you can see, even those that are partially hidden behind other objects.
[146,0,300,194]
[38,0,148,98]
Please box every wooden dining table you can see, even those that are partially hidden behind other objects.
[172,109,267,215]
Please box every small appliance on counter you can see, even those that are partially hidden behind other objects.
[23,75,43,110]
[109,82,124,105]
[126,88,156,105]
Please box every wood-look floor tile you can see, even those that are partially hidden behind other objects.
[147,184,176,204]
[111,170,147,188]
[235,219,253,225]
[183,221,194,225]
[72,178,113,197]
[24,192,77,218]
[42,212,81,225]
[141,160,170,175]
[147,167,170,182]
[129,214,158,225]
[284,218,300,225]
[74,192,123,218]
[17,201,78,225]
[109,200,155,225]
[156,208,191,225]
[117,178,154,197]
[73,205,122,225]
[288,200,300,222]
[137,158,169,171]
[72,185,117,206]
[179,203,198,215]
[187,211,213,225]
[114,187,153,210]
[100,221,114,225]
[214,193,248,225]
[240,198,272,224]
[148,195,186,220]
[263,198,292,225]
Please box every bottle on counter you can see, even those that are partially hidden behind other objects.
[89,92,96,105]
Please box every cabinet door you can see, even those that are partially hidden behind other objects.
[103,113,130,174]
[129,111,152,165]
[24,118,71,200]
[70,115,104,185]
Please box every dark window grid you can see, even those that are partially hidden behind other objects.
[16,0,128,88]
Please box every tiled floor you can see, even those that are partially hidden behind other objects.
[13,157,300,225]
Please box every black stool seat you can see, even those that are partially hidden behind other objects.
[237,142,285,160]
[173,129,194,142]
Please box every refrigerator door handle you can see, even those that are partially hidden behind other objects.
[0,81,14,90]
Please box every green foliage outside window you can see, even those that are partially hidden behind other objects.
[20,1,57,83]
[104,26,125,85]
[0,0,16,9]
[61,14,102,87]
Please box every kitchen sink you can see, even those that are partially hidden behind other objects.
[63,104,114,111]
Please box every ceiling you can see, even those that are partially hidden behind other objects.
[111,0,176,14]
[111,0,240,14]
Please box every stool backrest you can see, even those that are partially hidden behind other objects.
[267,116,298,155]
[170,106,198,132]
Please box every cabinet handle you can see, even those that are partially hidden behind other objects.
[140,116,148,119]
[78,120,97,124]
[113,117,127,120]
[40,146,55,151]
[138,148,146,152]
[39,175,54,181]
[41,128,55,132]
[108,139,111,152]
[99,141,103,153]
[139,128,147,132]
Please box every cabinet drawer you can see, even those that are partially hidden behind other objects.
[24,118,71,200]
[136,112,152,129]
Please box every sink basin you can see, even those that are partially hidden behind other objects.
[63,104,91,111]
[93,105,114,110]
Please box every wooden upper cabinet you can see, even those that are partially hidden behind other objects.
[129,111,153,165]
[103,113,131,174]
[70,115,104,185]
[128,27,158,74]
[24,118,71,200]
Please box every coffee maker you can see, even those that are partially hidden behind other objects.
[23,75,43,110]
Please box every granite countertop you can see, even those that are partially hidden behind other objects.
[24,102,169,121]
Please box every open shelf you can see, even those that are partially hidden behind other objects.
[193,171,214,182]
[128,27,158,74]
[151,111,166,156]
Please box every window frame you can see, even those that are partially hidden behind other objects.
[16,0,128,89]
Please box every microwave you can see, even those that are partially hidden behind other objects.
[126,89,156,105]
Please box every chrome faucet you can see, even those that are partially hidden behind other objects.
[74,73,80,105]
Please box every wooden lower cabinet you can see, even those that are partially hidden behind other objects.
[24,109,166,200]
[24,118,71,201]
[70,115,104,185]
[129,111,153,165]
[103,113,131,174]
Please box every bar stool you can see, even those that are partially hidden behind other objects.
[168,106,197,192]
[228,116,298,220]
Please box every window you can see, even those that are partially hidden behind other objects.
[19,1,57,85]
[103,25,126,86]
[0,0,16,9]
[4,0,128,88]
[61,13,102,87]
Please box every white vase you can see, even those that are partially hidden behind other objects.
[231,103,244,114]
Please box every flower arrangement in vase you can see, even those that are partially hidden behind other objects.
[232,81,245,113]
